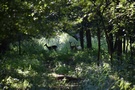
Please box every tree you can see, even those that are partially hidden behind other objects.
[0,0,59,53]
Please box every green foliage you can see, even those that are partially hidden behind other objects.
[111,78,133,90]
[1,76,31,90]
[0,0,135,89]
[79,63,112,90]
[0,37,135,89]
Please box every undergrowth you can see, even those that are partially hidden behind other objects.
[0,39,135,90]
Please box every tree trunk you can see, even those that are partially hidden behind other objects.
[86,29,92,49]
[0,40,9,54]
[18,34,22,55]
[107,24,113,47]
[108,25,114,66]
[126,37,129,53]
[97,26,101,66]
[123,36,126,53]
[79,29,84,50]
[117,29,122,64]
[98,11,113,66]
[130,36,133,62]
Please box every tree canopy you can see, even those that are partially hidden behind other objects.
[0,0,135,89]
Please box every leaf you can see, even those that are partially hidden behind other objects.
[120,0,127,3]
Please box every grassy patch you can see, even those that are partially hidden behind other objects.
[0,37,135,90]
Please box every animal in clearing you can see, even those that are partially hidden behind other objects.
[69,42,82,50]
[69,42,77,50]
[44,44,57,51]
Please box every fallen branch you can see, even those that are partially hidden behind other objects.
[49,73,82,83]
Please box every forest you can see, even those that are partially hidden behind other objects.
[0,0,135,90]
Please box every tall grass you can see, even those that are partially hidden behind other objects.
[0,34,134,90]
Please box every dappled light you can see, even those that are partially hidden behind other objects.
[1,34,135,89]
[1,36,134,89]
[0,0,135,90]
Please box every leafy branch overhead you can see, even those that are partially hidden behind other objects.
[0,0,135,90]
